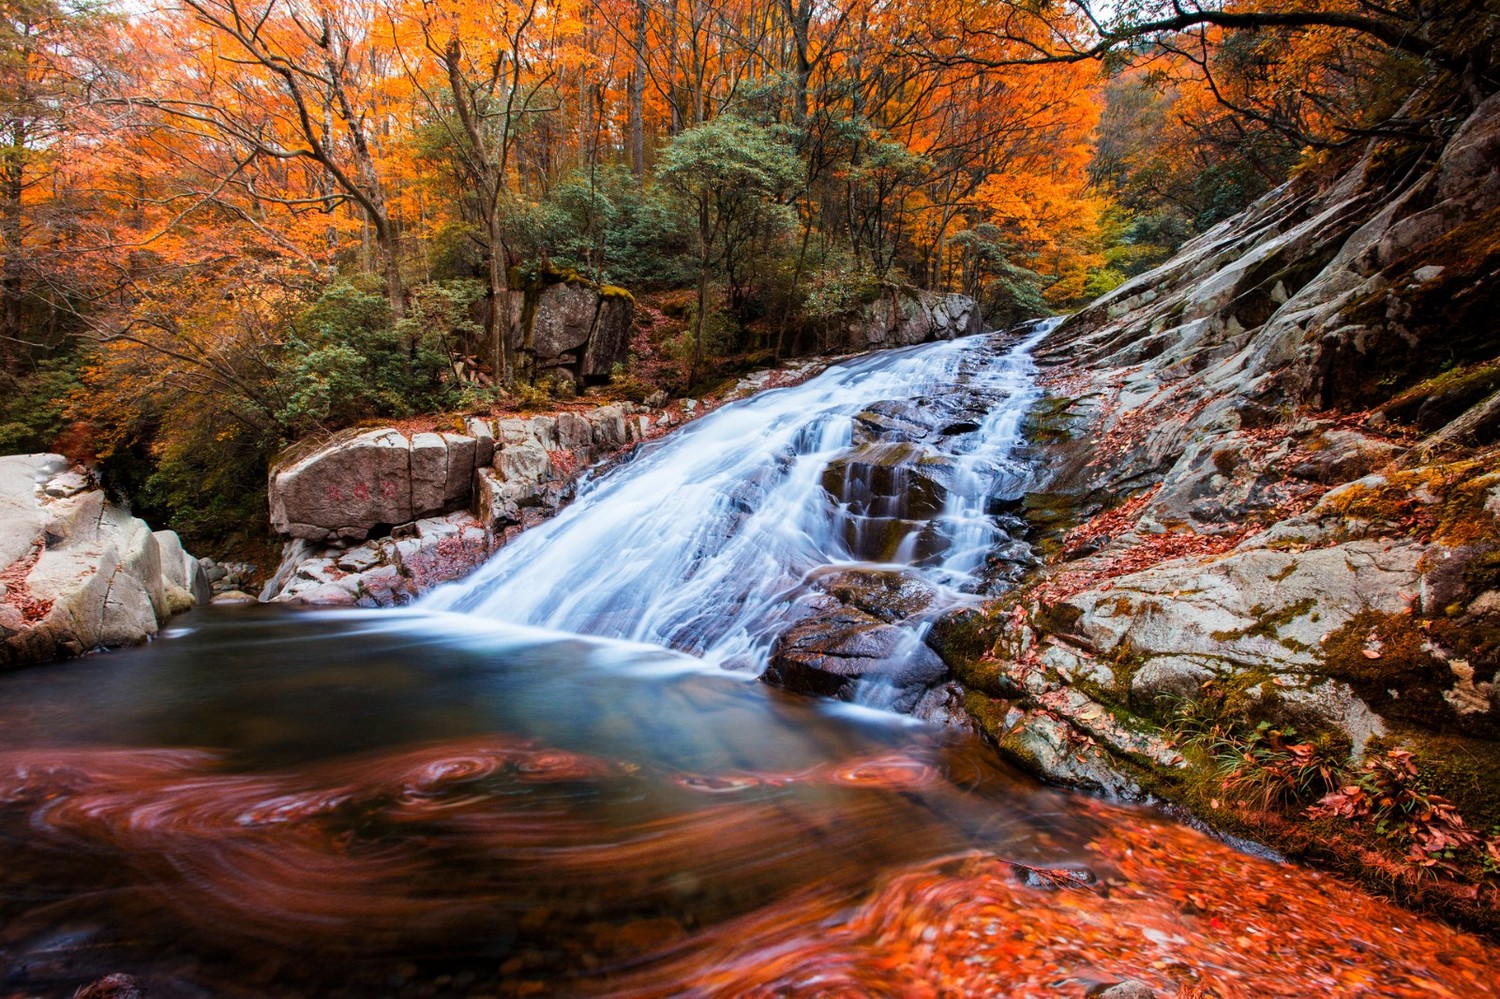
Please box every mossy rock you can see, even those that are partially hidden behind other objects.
[1317,609,1500,739]
[1392,727,1500,836]
[928,606,1005,680]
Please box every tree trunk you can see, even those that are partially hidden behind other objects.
[486,216,514,385]
[380,224,405,321]
[691,198,711,389]
[0,161,24,362]
[630,0,648,178]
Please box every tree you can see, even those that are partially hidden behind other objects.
[137,0,411,319]
[399,0,552,384]
[0,0,107,372]
[657,116,800,386]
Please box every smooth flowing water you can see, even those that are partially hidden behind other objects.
[422,327,1052,672]
[2,332,1499,998]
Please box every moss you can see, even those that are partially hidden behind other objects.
[929,607,1007,685]
[964,690,1012,745]
[1384,360,1500,429]
[1393,727,1500,836]
[599,284,636,302]
[1032,600,1083,637]
[1022,394,1078,446]
[1021,490,1087,558]
[1209,597,1317,644]
[1314,603,1500,735]
[1268,560,1299,582]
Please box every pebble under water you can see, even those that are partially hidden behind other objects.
[2,332,1499,997]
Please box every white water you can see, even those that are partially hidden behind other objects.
[423,321,1057,671]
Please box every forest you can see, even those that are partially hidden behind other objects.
[6,4,1500,992]
[0,0,1490,550]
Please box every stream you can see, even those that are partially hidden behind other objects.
[1,330,1498,997]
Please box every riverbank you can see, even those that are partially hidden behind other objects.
[948,92,1500,934]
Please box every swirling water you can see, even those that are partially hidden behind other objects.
[1,330,1498,997]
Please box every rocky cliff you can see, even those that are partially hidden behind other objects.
[0,454,208,668]
[947,94,1500,928]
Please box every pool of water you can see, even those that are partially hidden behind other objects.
[1,607,1496,998]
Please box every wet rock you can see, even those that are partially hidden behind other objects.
[766,607,948,699]
[821,443,953,521]
[73,973,145,999]
[812,568,938,622]
[926,607,1004,675]
[993,708,1142,798]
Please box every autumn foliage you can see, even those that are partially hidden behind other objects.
[0,0,1488,544]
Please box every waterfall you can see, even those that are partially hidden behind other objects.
[422,320,1058,674]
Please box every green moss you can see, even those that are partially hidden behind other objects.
[1209,597,1317,644]
[1268,560,1299,582]
[964,691,1012,744]
[1021,490,1086,558]
[1022,394,1079,446]
[1384,360,1500,426]
[1393,727,1500,836]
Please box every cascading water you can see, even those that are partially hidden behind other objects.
[423,321,1058,689]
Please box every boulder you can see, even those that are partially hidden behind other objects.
[853,289,982,350]
[261,512,489,607]
[154,529,211,611]
[765,605,949,702]
[512,274,635,386]
[269,428,482,542]
[1,454,206,668]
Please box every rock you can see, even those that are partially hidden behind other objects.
[1090,980,1159,999]
[269,428,481,542]
[153,530,210,611]
[590,404,629,448]
[822,443,953,522]
[853,289,981,349]
[466,417,496,468]
[1,454,206,668]
[765,606,948,701]
[1130,655,1218,709]
[812,568,938,622]
[261,512,491,607]
[73,973,145,999]
[512,274,634,386]
[211,590,259,604]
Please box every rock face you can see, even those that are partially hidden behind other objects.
[269,428,482,543]
[262,404,660,605]
[852,290,982,350]
[512,274,635,387]
[0,454,207,668]
[944,89,1500,909]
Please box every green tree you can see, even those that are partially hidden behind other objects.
[657,117,801,387]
